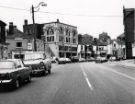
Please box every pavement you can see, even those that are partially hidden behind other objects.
[115,59,135,69]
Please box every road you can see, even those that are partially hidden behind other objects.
[0,62,135,104]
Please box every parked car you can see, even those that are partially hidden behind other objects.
[65,58,71,63]
[0,59,32,89]
[70,56,79,63]
[79,58,86,62]
[95,56,107,63]
[109,56,116,61]
[87,57,95,62]
[23,52,52,76]
[57,58,66,64]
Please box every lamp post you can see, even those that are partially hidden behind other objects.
[31,2,47,51]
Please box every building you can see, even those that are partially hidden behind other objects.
[43,19,78,58]
[93,41,108,57]
[0,20,8,59]
[23,20,44,39]
[77,34,93,59]
[6,22,45,59]
[123,8,135,59]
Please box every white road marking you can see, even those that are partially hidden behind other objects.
[102,65,135,81]
[80,65,93,90]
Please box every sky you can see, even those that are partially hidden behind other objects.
[0,0,135,39]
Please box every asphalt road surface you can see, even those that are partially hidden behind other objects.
[0,62,135,104]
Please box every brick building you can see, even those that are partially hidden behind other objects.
[6,22,45,59]
[23,20,44,39]
[123,8,135,59]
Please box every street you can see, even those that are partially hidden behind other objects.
[0,62,135,104]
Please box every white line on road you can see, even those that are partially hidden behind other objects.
[102,65,135,81]
[80,65,93,91]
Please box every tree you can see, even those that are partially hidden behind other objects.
[99,32,111,45]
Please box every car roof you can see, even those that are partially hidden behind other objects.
[0,59,21,62]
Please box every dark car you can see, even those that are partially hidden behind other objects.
[0,59,32,89]
[70,56,79,63]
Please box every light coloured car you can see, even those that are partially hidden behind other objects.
[0,59,32,89]
[65,58,71,63]
[23,52,52,75]
[95,56,107,63]
[58,58,66,64]
[79,58,86,62]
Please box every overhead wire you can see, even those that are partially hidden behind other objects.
[0,5,122,18]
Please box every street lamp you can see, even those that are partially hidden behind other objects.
[31,2,47,51]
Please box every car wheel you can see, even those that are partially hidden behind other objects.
[14,79,20,89]
[27,75,31,82]
[48,69,51,74]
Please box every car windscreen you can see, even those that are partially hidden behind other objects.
[0,61,15,69]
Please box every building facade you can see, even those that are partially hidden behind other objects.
[23,20,44,39]
[43,19,78,58]
[6,22,45,59]
[123,8,135,59]
[77,34,93,59]
[0,20,8,59]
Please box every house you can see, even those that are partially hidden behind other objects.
[93,40,108,57]
[77,34,93,59]
[6,22,45,59]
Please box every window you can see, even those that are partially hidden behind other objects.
[114,44,116,48]
[59,27,64,34]
[47,36,54,42]
[47,27,54,35]
[73,39,76,43]
[66,37,70,43]
[59,36,64,42]
[72,30,77,37]
[66,29,70,36]
[16,42,22,48]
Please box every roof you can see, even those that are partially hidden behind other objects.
[7,27,33,39]
[124,8,135,17]
[0,20,6,26]
[44,19,77,28]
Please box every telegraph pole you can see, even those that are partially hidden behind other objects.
[32,5,37,51]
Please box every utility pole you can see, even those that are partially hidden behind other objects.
[32,5,37,51]
[31,2,47,51]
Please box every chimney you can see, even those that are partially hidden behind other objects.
[57,19,60,23]
[9,22,14,35]
[24,19,28,25]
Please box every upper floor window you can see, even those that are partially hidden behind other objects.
[59,36,64,42]
[47,27,54,35]
[72,30,77,37]
[73,38,76,43]
[58,27,64,34]
[47,36,54,42]
[66,37,70,43]
[114,43,116,48]
[66,29,70,36]
[16,42,22,48]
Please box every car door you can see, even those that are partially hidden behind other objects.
[19,60,30,79]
